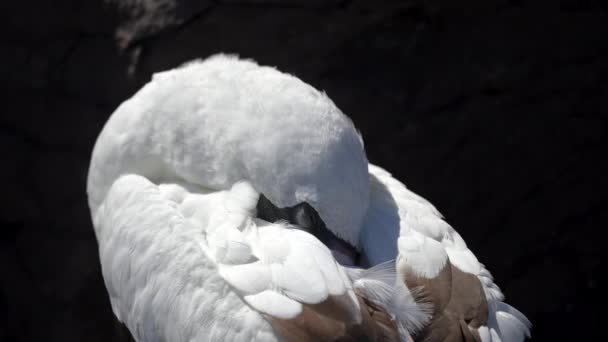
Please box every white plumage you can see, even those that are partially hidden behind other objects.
[87,54,531,342]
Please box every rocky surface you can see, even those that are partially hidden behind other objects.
[1,0,606,340]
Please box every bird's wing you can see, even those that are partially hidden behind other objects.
[360,164,531,342]
[95,174,403,342]
[94,174,280,342]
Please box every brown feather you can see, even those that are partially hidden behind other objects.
[401,260,488,342]
[270,294,403,342]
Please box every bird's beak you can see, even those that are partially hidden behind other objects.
[255,194,359,265]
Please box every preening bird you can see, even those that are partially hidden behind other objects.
[87,54,531,342]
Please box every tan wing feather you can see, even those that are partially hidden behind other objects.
[269,294,404,342]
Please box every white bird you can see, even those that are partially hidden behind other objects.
[87,54,531,342]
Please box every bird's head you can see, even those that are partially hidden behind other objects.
[91,54,372,263]
[232,73,370,265]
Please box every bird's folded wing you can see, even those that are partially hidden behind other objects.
[96,175,383,342]
[361,164,531,342]
[94,174,279,342]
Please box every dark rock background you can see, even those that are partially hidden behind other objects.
[1,0,605,341]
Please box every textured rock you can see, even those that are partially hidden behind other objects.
[107,0,213,48]
[1,0,606,340]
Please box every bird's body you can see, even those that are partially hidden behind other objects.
[87,54,531,342]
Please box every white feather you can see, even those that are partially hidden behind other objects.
[478,325,493,342]
[243,290,302,320]
[350,260,397,306]
[347,260,432,339]
[218,262,272,295]
[391,282,433,339]
[490,302,532,340]
[397,229,448,278]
